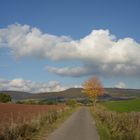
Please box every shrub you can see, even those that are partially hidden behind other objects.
[66,99,77,107]
[0,93,11,103]
[16,100,24,104]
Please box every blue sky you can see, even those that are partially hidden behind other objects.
[0,0,140,92]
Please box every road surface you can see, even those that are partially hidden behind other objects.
[46,107,100,140]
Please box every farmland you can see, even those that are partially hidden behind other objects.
[0,103,65,139]
[103,99,140,112]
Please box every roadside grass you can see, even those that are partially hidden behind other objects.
[103,99,140,112]
[91,104,140,140]
[96,122,111,140]
[31,106,77,140]
[90,107,111,140]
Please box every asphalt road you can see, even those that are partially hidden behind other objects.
[46,107,100,140]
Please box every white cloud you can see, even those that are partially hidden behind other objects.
[0,24,75,60]
[74,85,82,88]
[46,66,90,77]
[0,24,140,77]
[0,78,66,93]
[115,82,126,89]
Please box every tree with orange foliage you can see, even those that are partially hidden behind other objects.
[82,76,104,106]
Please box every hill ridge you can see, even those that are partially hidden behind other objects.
[1,88,140,100]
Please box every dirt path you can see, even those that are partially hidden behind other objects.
[46,107,100,140]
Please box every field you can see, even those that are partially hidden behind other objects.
[0,103,64,139]
[103,99,140,112]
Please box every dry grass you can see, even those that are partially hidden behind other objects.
[92,105,140,140]
[0,103,65,140]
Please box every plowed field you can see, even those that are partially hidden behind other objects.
[0,103,64,133]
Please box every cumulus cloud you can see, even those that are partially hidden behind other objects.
[0,78,66,93]
[0,24,140,77]
[115,82,126,89]
[0,24,75,60]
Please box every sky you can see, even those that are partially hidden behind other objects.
[0,0,140,92]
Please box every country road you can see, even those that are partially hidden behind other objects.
[46,107,100,140]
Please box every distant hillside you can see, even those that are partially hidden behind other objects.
[1,88,140,101]
[30,88,140,100]
[29,88,85,100]
[0,91,32,100]
[105,88,140,98]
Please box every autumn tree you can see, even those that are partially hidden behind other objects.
[82,76,104,106]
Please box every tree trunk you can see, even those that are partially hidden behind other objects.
[93,98,97,106]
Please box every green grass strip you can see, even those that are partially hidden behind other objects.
[90,107,111,140]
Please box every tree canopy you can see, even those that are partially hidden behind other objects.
[0,93,12,103]
[82,76,104,105]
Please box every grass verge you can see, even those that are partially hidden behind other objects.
[91,104,140,140]
[90,107,111,140]
[31,106,77,140]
